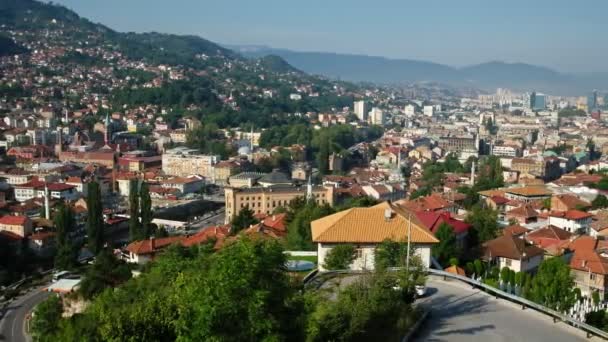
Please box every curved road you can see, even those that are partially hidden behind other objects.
[414,278,591,342]
[0,288,50,342]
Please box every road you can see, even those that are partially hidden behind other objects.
[414,278,591,342]
[0,288,50,342]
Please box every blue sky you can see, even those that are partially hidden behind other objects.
[49,0,608,72]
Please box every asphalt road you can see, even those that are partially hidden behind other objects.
[0,288,51,342]
[414,278,591,342]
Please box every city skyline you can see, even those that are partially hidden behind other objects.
[48,0,608,73]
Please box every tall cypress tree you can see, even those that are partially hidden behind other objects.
[86,181,104,255]
[54,202,77,269]
[128,180,142,241]
[139,182,154,238]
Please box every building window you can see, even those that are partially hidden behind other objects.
[505,258,512,267]
[591,273,597,281]
[356,248,364,259]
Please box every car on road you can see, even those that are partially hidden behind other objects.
[415,285,426,297]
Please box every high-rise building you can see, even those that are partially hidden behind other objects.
[369,107,386,125]
[533,93,546,110]
[404,104,416,116]
[423,105,434,117]
[353,100,368,122]
[588,90,598,113]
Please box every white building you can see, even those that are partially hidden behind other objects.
[423,106,434,117]
[354,100,368,122]
[311,202,438,271]
[162,147,219,181]
[369,107,386,125]
[548,210,593,234]
[404,104,416,117]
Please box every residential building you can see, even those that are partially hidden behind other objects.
[311,202,439,271]
[161,176,204,195]
[570,250,608,299]
[548,210,593,234]
[353,100,368,122]
[369,107,385,125]
[125,236,186,264]
[551,194,591,212]
[503,186,552,203]
[423,105,434,117]
[0,215,32,237]
[483,234,544,273]
[511,157,561,181]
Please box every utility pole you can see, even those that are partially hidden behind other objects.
[406,212,411,273]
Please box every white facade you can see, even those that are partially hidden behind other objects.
[369,107,386,125]
[492,145,519,157]
[317,242,432,272]
[404,104,416,117]
[495,254,543,273]
[423,106,434,117]
[354,100,368,122]
[549,215,592,234]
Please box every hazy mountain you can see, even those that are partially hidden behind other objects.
[232,46,605,94]
[257,55,302,74]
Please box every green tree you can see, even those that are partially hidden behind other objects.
[500,267,510,283]
[286,201,335,251]
[466,205,499,249]
[230,207,258,234]
[31,295,63,341]
[128,180,142,241]
[374,239,408,270]
[86,181,104,254]
[529,257,575,312]
[592,195,608,209]
[432,223,459,266]
[323,244,356,270]
[139,182,154,238]
[54,203,78,270]
[79,249,131,299]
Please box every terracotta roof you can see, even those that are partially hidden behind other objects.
[503,225,530,237]
[182,226,229,248]
[504,186,552,197]
[549,210,593,220]
[0,231,23,241]
[311,202,439,244]
[489,195,510,205]
[444,265,466,276]
[560,235,598,252]
[552,194,591,210]
[570,250,608,275]
[591,211,608,233]
[398,194,453,212]
[0,215,29,226]
[506,204,538,219]
[483,234,544,260]
[525,226,573,249]
[126,236,185,255]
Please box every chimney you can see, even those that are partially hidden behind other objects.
[582,260,587,268]
[384,208,393,221]
[150,236,155,250]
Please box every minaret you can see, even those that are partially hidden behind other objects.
[306,176,313,201]
[470,161,476,186]
[54,126,63,156]
[104,113,111,145]
[44,183,50,220]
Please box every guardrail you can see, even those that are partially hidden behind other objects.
[426,268,608,340]
[304,268,608,340]
[283,251,318,257]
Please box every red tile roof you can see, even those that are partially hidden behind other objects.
[181,226,230,248]
[503,225,530,237]
[415,211,471,235]
[483,234,544,260]
[126,236,185,255]
[570,250,608,275]
[525,226,573,249]
[0,215,29,226]
[549,210,593,220]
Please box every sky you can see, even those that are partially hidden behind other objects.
[48,0,608,73]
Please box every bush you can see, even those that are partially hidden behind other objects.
[323,244,356,270]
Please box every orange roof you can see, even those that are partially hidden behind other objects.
[126,236,185,255]
[561,235,598,252]
[570,250,608,275]
[182,226,229,248]
[506,205,538,218]
[311,202,439,244]
[29,231,56,241]
[503,225,530,237]
[549,210,593,220]
[483,234,544,260]
[552,194,591,210]
[444,265,466,276]
[504,186,552,197]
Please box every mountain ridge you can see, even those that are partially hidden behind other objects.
[232,45,604,95]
